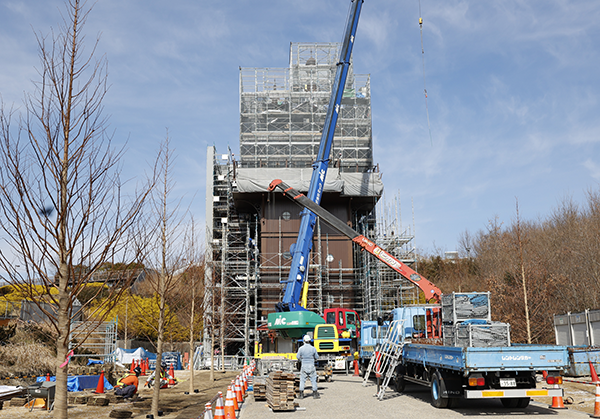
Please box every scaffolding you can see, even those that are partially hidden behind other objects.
[204,148,258,356]
[358,192,419,321]
[240,43,372,172]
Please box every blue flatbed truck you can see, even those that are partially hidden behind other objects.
[399,342,568,408]
[360,310,569,408]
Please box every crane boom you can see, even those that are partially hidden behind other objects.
[277,0,364,312]
[269,179,442,303]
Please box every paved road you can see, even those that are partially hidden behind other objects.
[240,375,589,419]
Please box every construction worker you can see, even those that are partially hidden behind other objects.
[115,366,141,398]
[296,335,320,399]
[145,361,170,389]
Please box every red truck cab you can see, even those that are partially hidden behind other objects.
[323,308,360,340]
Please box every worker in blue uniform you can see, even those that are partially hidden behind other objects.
[296,334,320,399]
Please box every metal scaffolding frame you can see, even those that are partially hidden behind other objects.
[204,148,258,357]
[240,43,372,172]
[357,191,419,321]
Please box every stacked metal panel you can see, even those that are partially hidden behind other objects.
[444,322,510,347]
[441,292,510,347]
[441,292,491,324]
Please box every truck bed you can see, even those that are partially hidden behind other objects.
[402,343,569,373]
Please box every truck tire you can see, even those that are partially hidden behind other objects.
[430,372,448,408]
[447,397,459,408]
[516,397,530,408]
[395,375,405,393]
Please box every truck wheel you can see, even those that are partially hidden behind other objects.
[516,398,530,408]
[447,397,459,408]
[430,372,448,408]
[395,375,405,393]
[500,398,518,408]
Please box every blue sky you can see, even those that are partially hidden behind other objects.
[1,0,599,255]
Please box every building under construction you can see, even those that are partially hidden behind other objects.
[204,43,419,356]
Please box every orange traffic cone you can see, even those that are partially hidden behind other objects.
[224,390,236,419]
[214,392,225,419]
[46,373,51,381]
[242,372,248,392]
[548,376,566,410]
[353,360,360,376]
[234,378,243,404]
[591,361,600,383]
[228,385,239,412]
[204,402,213,419]
[168,363,176,386]
[239,376,246,398]
[93,371,105,394]
[549,383,566,409]
[129,360,135,374]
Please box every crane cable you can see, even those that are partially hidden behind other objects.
[419,0,433,146]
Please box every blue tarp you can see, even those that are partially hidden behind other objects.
[37,375,113,392]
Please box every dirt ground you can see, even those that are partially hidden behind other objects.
[1,370,598,418]
[0,369,239,419]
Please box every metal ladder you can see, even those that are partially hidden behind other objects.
[361,320,406,400]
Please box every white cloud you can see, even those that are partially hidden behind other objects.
[584,159,600,181]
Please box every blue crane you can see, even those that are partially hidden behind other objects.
[276,0,364,312]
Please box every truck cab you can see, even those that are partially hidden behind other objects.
[323,308,361,339]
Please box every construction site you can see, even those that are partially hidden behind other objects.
[204,42,420,357]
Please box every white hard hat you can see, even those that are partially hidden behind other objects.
[303,335,311,343]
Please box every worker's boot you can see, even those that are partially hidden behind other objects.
[313,391,320,399]
[298,391,304,399]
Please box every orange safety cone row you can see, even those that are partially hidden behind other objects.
[93,371,105,394]
[228,385,239,412]
[214,391,225,419]
[234,377,243,404]
[204,402,213,419]
[224,390,236,419]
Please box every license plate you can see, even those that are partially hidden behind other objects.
[500,378,516,387]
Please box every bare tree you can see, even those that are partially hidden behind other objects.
[0,1,154,418]
[142,136,189,417]
[514,200,532,343]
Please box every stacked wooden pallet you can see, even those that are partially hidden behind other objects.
[266,371,297,411]
[253,376,267,401]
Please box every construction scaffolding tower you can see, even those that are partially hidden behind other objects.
[204,43,420,355]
